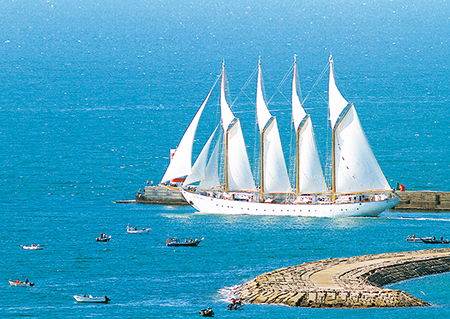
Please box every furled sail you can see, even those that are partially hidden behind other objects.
[198,133,221,190]
[182,127,218,186]
[160,87,213,183]
[334,105,391,193]
[256,61,291,193]
[328,55,348,129]
[227,119,256,191]
[292,58,327,194]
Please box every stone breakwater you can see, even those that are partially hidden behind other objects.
[233,248,450,308]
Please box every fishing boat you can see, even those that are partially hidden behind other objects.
[166,237,203,247]
[9,280,34,287]
[126,224,151,233]
[95,234,111,242]
[422,237,450,244]
[162,56,398,217]
[73,295,110,303]
[199,307,214,317]
[22,244,43,250]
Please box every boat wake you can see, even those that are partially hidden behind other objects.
[217,285,240,302]
[386,216,450,222]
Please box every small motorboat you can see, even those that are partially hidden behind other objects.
[406,236,432,243]
[96,234,111,242]
[166,237,203,247]
[73,295,110,303]
[9,280,34,287]
[22,244,43,250]
[199,307,214,317]
[127,225,151,234]
[422,237,450,244]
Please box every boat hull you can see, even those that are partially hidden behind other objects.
[73,295,109,303]
[9,280,34,287]
[422,239,450,244]
[167,241,200,247]
[181,190,399,218]
[22,246,43,250]
[127,228,151,234]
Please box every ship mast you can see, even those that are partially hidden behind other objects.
[260,130,264,202]
[224,129,229,193]
[222,62,229,193]
[331,126,336,202]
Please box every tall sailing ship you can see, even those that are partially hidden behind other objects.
[160,56,398,217]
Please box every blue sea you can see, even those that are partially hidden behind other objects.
[1,1,450,318]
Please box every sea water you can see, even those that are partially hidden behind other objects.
[1,1,450,318]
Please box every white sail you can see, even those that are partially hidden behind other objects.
[160,88,213,183]
[220,62,235,132]
[328,55,348,128]
[262,119,291,193]
[227,119,256,191]
[256,61,291,193]
[198,133,221,190]
[297,116,328,193]
[292,58,327,194]
[292,59,307,131]
[182,127,217,186]
[334,105,391,194]
[256,62,272,132]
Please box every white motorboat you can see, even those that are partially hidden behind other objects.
[406,236,432,243]
[73,295,110,303]
[22,244,43,250]
[126,225,151,233]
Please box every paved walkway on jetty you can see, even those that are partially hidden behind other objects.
[233,248,450,308]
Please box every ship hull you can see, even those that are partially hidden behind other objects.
[181,190,398,218]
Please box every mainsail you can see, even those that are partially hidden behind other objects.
[256,62,291,194]
[227,119,256,191]
[334,105,391,193]
[160,87,213,183]
[292,59,327,195]
[221,62,256,192]
[329,56,391,195]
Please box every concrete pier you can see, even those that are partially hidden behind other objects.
[392,191,450,211]
[135,185,190,205]
[233,248,450,308]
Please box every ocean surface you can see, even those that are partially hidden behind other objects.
[1,0,450,318]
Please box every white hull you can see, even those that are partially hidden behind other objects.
[73,295,109,303]
[181,190,398,218]
[22,245,43,250]
[127,227,151,234]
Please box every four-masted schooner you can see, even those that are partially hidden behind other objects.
[161,56,398,217]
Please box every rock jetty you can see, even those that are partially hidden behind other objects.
[233,248,450,308]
